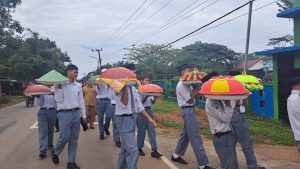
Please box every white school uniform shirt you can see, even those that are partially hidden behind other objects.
[37,95,56,108]
[205,99,235,135]
[176,79,194,107]
[113,86,145,116]
[96,82,110,99]
[54,81,86,118]
[287,90,300,141]
[142,96,154,107]
[108,87,116,104]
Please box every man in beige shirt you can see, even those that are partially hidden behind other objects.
[83,82,97,129]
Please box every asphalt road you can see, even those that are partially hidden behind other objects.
[1,103,300,169]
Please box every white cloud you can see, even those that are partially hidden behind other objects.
[13,0,292,77]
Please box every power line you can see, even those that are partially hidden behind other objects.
[102,0,149,46]
[131,0,211,45]
[135,0,220,45]
[166,0,256,47]
[182,1,276,41]
[105,0,157,48]
[112,0,174,43]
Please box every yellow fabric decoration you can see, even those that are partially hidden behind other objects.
[96,78,142,93]
[211,80,230,93]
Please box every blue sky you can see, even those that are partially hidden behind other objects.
[13,0,292,77]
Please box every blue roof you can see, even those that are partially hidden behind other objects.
[277,6,300,18]
[255,46,300,56]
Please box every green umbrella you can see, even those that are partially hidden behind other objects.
[87,75,100,84]
[36,70,68,84]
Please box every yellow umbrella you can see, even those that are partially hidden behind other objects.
[234,72,263,91]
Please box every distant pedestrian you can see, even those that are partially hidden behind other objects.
[83,82,97,129]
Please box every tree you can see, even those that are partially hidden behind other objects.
[0,0,24,47]
[126,44,181,78]
[267,0,294,48]
[7,32,70,80]
[179,41,239,72]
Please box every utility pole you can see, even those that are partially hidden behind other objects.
[243,0,253,72]
[91,48,103,72]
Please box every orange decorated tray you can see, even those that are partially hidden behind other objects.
[182,68,206,84]
[24,85,52,96]
[199,76,250,100]
[141,84,163,96]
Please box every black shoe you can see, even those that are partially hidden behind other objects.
[51,148,59,164]
[151,151,163,158]
[171,155,188,164]
[105,129,110,135]
[39,151,46,159]
[115,141,121,148]
[90,126,95,129]
[67,162,80,169]
[258,167,266,169]
[138,148,145,156]
[203,166,216,169]
[100,135,105,140]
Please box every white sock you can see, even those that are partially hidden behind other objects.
[199,166,206,169]
[172,153,179,158]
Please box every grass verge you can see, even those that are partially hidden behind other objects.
[0,96,25,109]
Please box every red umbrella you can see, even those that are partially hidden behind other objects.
[141,84,163,93]
[141,84,163,96]
[24,85,52,96]
[101,67,136,79]
[199,76,249,100]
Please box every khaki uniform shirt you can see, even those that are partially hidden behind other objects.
[83,85,97,106]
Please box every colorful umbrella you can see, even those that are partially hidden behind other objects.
[97,67,140,93]
[36,70,68,85]
[234,72,263,91]
[101,67,136,79]
[24,85,52,96]
[199,76,250,100]
[182,68,206,84]
[141,84,163,96]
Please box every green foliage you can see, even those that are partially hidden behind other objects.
[276,0,293,12]
[159,120,182,129]
[125,42,239,78]
[152,100,178,113]
[0,96,10,104]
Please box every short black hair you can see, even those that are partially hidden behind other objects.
[141,75,151,81]
[290,76,300,87]
[66,64,78,72]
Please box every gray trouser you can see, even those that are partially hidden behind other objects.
[174,107,209,166]
[54,110,81,163]
[231,113,258,169]
[111,104,120,143]
[116,115,139,169]
[137,108,157,151]
[213,131,239,169]
[96,98,112,136]
[37,109,57,152]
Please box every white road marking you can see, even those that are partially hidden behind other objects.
[30,121,38,129]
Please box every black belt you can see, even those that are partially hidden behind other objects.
[214,131,231,137]
[58,107,80,112]
[144,106,151,109]
[40,107,56,110]
[117,114,132,117]
[112,104,116,106]
[99,98,110,100]
[181,105,195,109]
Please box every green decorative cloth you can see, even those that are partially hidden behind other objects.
[235,73,263,91]
[36,70,68,84]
